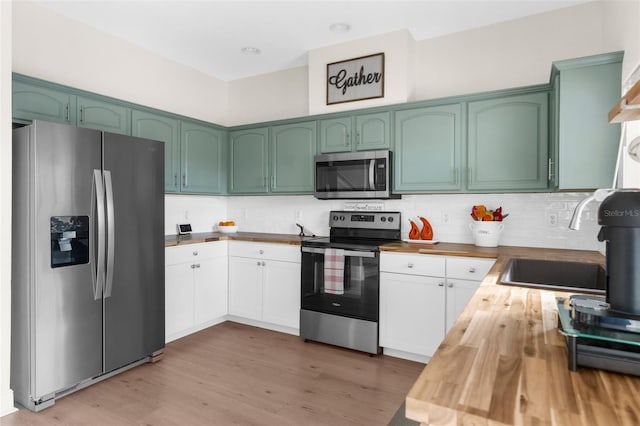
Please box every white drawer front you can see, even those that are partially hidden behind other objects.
[229,241,300,263]
[380,253,445,276]
[446,257,495,281]
[166,241,228,265]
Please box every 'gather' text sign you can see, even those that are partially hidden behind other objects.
[326,53,385,105]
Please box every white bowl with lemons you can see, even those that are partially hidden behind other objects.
[217,220,238,234]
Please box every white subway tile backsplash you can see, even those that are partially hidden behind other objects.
[166,192,604,251]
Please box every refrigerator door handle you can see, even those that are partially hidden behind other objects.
[104,170,115,298]
[93,169,106,300]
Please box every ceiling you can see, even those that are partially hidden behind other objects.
[35,0,589,82]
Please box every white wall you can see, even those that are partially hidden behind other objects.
[227,66,309,126]
[308,30,415,115]
[227,192,602,251]
[0,0,15,418]
[413,1,607,100]
[164,195,228,235]
[12,1,228,125]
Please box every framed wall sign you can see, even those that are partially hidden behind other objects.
[326,53,385,105]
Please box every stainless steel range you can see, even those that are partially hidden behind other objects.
[300,210,401,354]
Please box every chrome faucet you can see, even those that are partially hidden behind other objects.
[568,188,615,230]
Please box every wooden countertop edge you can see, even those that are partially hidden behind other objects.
[165,232,306,247]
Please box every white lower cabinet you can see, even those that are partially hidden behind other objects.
[165,241,228,342]
[379,252,495,362]
[380,272,445,358]
[228,241,301,333]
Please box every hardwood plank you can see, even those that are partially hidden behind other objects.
[2,322,423,426]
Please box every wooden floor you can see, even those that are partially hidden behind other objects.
[1,322,424,425]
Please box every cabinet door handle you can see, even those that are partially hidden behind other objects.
[174,173,178,187]
[438,282,445,287]
[259,250,264,255]
[345,132,350,146]
[468,267,476,273]
[191,264,201,269]
[257,261,261,266]
[80,106,84,123]
[194,264,200,268]
[193,251,198,256]
[447,282,454,288]
[262,261,266,266]
[407,263,414,269]
[65,103,70,122]
[356,131,360,145]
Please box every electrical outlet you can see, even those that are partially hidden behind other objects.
[547,213,558,226]
[441,212,449,223]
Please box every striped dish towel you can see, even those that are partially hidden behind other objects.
[324,248,345,295]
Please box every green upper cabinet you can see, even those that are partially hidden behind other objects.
[77,96,130,135]
[320,112,391,153]
[394,104,462,192]
[132,110,180,193]
[551,52,623,190]
[320,117,352,153]
[181,121,227,195]
[271,122,317,193]
[12,80,76,125]
[355,112,391,151]
[229,127,270,194]
[467,91,549,191]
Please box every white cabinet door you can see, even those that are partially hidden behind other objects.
[380,272,446,357]
[262,260,301,329]
[165,263,195,338]
[194,256,228,325]
[228,256,263,321]
[445,279,481,333]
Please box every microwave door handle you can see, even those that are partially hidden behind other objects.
[368,159,376,190]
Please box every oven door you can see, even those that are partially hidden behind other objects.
[301,246,379,321]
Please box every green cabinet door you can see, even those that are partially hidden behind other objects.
[12,80,76,125]
[355,112,391,151]
[467,92,549,191]
[132,110,180,192]
[229,128,269,194]
[394,104,462,192]
[271,122,316,193]
[553,53,622,190]
[319,117,352,153]
[181,121,227,194]
[77,96,130,135]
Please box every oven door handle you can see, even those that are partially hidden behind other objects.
[301,246,376,258]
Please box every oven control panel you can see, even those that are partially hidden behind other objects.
[329,211,401,230]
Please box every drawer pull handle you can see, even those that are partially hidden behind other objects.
[469,267,476,273]
[438,282,444,287]
[193,251,198,256]
[407,263,414,268]
[259,250,264,255]
[447,282,453,288]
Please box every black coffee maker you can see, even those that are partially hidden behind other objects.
[598,189,640,316]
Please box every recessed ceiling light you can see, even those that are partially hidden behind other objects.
[241,47,261,55]
[329,23,351,33]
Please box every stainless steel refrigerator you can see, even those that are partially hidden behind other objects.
[11,120,165,411]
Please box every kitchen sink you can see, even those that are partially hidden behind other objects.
[499,258,606,294]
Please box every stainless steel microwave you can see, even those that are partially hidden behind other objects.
[314,150,399,199]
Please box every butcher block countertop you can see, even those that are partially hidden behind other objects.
[397,245,640,426]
